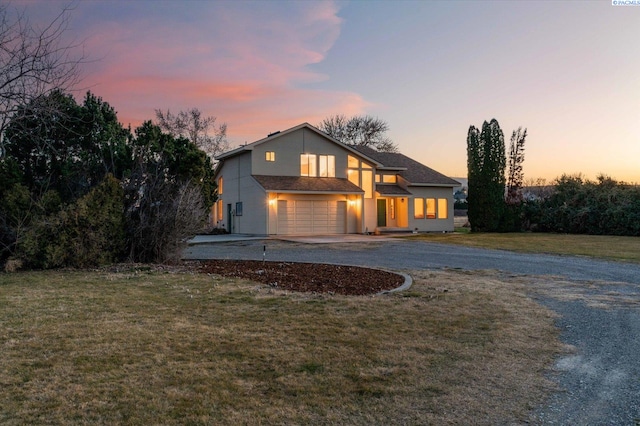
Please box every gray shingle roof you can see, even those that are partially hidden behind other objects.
[351,146,459,186]
[253,175,364,193]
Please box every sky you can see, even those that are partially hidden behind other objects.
[13,0,640,182]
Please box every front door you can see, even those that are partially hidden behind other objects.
[377,199,387,227]
[227,203,233,232]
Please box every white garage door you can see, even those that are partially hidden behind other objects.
[277,200,346,235]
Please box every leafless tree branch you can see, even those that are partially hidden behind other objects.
[155,108,229,161]
[0,3,86,155]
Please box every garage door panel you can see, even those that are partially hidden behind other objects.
[277,199,346,235]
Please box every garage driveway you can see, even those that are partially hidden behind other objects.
[183,236,640,425]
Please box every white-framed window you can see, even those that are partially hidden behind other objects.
[319,155,335,177]
[265,151,275,161]
[300,154,317,177]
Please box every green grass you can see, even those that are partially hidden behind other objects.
[0,267,561,425]
[406,232,640,263]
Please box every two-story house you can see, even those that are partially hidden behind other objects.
[212,123,459,235]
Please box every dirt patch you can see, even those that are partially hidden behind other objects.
[198,259,404,295]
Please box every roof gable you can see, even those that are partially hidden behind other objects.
[216,122,380,166]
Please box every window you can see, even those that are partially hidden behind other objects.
[319,155,335,177]
[414,198,424,219]
[438,198,448,219]
[382,175,397,183]
[218,177,223,195]
[375,174,381,183]
[265,151,275,161]
[300,154,317,177]
[348,169,359,186]
[390,198,396,220]
[426,198,436,219]
[235,202,243,216]
[348,156,374,197]
[362,170,373,199]
[217,199,223,222]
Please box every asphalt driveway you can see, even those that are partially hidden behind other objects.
[184,237,640,425]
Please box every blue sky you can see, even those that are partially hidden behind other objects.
[16,0,640,182]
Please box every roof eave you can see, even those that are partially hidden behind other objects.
[408,183,459,188]
[266,190,364,195]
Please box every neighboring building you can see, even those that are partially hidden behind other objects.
[452,177,468,203]
[212,123,459,235]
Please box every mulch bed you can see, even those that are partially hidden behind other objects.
[198,260,404,296]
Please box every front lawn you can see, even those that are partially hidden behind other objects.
[0,267,561,425]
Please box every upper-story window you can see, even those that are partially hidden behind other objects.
[218,176,223,194]
[376,174,397,183]
[301,154,335,177]
[265,151,275,161]
[347,155,373,198]
[319,155,335,177]
[300,154,317,177]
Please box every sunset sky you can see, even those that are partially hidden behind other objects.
[16,0,640,182]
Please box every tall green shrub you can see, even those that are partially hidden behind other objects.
[467,119,506,232]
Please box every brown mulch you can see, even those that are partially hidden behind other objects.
[198,260,405,296]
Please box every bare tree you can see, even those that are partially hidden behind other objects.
[155,108,229,160]
[125,176,206,264]
[318,114,397,152]
[0,3,85,156]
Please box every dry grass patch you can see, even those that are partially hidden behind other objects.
[0,267,562,425]
[406,232,640,263]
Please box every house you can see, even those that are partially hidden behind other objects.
[212,123,460,235]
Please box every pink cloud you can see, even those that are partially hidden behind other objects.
[59,1,368,144]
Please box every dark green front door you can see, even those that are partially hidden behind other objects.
[377,199,387,227]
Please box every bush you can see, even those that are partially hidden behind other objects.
[522,175,640,236]
[17,175,126,269]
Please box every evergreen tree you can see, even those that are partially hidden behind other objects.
[466,119,506,232]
